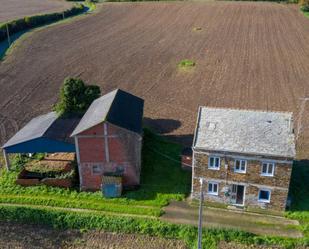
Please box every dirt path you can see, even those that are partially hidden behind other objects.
[161,201,302,238]
[0,0,72,23]
[1,2,309,158]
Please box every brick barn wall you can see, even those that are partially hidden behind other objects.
[76,122,142,191]
[192,152,293,211]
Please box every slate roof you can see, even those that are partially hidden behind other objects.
[71,89,144,136]
[193,107,296,158]
[2,112,80,149]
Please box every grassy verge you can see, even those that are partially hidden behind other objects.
[0,129,191,217]
[0,204,307,249]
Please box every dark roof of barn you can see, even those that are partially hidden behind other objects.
[2,112,80,149]
[71,89,144,136]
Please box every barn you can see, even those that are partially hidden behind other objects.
[71,89,144,191]
[2,112,80,169]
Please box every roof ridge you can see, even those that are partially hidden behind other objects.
[199,106,293,116]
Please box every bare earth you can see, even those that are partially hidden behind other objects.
[0,222,188,249]
[1,2,309,157]
[0,0,72,23]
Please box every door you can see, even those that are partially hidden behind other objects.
[236,185,244,205]
[231,184,245,206]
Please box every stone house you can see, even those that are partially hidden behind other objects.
[191,107,296,211]
[71,89,144,191]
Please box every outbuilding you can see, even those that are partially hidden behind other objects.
[71,89,144,191]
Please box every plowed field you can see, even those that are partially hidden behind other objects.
[0,0,72,23]
[1,2,309,158]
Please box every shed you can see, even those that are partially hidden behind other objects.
[2,112,80,169]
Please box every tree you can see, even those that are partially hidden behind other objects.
[300,0,309,11]
[54,77,101,116]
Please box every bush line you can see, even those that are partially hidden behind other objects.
[0,205,307,249]
[0,4,85,42]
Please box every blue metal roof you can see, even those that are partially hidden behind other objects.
[2,112,80,153]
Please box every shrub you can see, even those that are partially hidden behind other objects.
[300,0,309,11]
[53,77,101,116]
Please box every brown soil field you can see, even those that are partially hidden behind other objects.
[0,0,72,23]
[1,2,309,158]
[0,221,187,249]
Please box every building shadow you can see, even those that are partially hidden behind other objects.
[143,117,193,146]
[288,159,309,211]
[143,117,182,134]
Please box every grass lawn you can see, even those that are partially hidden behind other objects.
[0,129,191,218]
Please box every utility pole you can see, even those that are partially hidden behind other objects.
[197,178,204,249]
[62,11,65,20]
[6,23,11,46]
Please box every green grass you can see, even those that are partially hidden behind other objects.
[178,59,196,68]
[0,129,191,217]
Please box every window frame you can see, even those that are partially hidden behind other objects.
[258,188,271,203]
[234,159,247,173]
[207,181,219,195]
[208,156,220,170]
[92,165,102,175]
[261,162,275,177]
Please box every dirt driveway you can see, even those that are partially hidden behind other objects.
[161,201,302,238]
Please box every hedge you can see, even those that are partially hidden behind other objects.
[0,205,307,249]
[0,4,85,42]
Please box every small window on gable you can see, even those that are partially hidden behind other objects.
[234,159,247,173]
[258,189,271,203]
[208,182,219,195]
[92,165,101,175]
[208,156,220,170]
[261,162,275,176]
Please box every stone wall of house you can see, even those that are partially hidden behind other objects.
[192,151,292,211]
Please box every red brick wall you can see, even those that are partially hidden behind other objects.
[77,122,141,190]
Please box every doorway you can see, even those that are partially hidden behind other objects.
[231,184,245,206]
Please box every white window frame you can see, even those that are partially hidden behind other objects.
[258,188,271,203]
[234,159,247,173]
[208,156,220,170]
[207,181,219,195]
[261,162,275,177]
[92,165,102,175]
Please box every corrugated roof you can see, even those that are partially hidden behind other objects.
[71,89,144,136]
[2,112,80,149]
[193,107,296,158]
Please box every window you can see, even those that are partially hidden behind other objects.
[208,156,220,170]
[258,189,271,203]
[208,182,219,195]
[261,162,275,176]
[92,165,101,175]
[234,159,247,173]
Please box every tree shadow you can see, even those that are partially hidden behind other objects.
[288,159,309,211]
